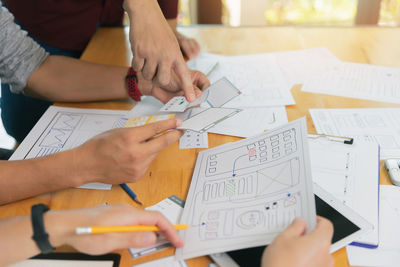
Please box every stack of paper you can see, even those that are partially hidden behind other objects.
[310,108,400,159]
[346,185,400,267]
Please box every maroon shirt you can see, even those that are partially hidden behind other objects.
[4,0,178,52]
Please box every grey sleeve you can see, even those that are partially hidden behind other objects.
[0,4,49,93]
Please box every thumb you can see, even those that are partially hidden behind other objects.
[280,217,307,239]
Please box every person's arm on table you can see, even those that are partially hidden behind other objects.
[0,204,184,267]
[0,119,183,205]
[262,216,334,267]
[122,0,196,102]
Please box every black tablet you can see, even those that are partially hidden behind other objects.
[10,253,120,267]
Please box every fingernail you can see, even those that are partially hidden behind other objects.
[188,93,195,102]
[176,119,182,127]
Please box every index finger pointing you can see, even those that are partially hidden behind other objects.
[128,119,182,142]
[175,59,195,102]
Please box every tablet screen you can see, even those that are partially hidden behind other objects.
[8,253,120,267]
[315,195,360,244]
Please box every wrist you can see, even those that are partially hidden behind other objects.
[44,211,66,248]
[126,67,142,101]
[45,210,88,248]
[123,0,156,16]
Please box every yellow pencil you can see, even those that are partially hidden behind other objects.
[75,224,189,235]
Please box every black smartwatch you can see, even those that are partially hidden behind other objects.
[31,203,55,254]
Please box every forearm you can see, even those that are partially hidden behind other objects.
[0,215,40,266]
[0,150,84,205]
[25,56,129,102]
[0,211,76,266]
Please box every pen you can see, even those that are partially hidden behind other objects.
[120,183,142,205]
[75,224,189,234]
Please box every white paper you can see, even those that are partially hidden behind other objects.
[302,62,400,104]
[178,108,242,133]
[274,47,341,85]
[179,130,209,149]
[129,196,184,259]
[128,96,164,117]
[160,77,241,113]
[346,185,400,267]
[176,118,316,260]
[309,136,380,246]
[132,256,187,267]
[310,108,400,159]
[10,106,129,190]
[160,96,190,112]
[187,58,218,76]
[208,106,288,138]
[191,53,295,107]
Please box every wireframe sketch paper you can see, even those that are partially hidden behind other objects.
[190,53,295,107]
[179,130,209,149]
[129,196,184,259]
[346,185,400,267]
[160,77,241,112]
[208,106,288,138]
[177,108,242,133]
[309,136,380,246]
[10,106,129,190]
[175,118,317,259]
[124,114,175,128]
[302,62,400,104]
[310,108,400,159]
[187,57,218,76]
[274,47,341,85]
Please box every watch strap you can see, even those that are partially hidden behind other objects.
[31,204,55,254]
[126,67,141,102]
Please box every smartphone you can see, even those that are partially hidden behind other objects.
[385,159,400,186]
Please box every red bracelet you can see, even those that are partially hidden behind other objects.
[126,67,141,102]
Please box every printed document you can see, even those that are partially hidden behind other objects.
[302,62,400,104]
[176,118,316,259]
[309,136,380,246]
[189,53,295,107]
[346,185,400,267]
[208,106,288,138]
[310,108,400,158]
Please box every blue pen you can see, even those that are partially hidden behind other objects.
[120,183,143,205]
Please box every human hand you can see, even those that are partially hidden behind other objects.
[46,204,184,254]
[138,70,210,103]
[123,0,196,102]
[175,31,200,59]
[73,119,183,185]
[261,217,334,267]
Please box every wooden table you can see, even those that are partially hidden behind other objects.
[2,25,400,267]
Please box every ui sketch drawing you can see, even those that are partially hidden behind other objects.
[176,118,316,259]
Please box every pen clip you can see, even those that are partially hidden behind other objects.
[308,133,354,145]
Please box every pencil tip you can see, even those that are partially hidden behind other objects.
[134,198,143,205]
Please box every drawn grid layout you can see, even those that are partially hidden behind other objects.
[176,118,316,260]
